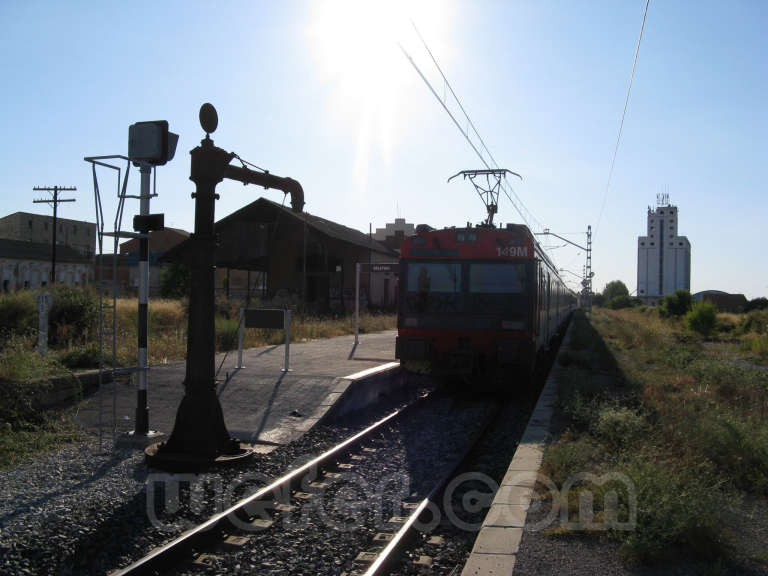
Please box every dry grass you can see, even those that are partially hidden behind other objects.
[542,308,768,567]
[108,298,396,363]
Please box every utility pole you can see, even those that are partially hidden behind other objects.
[33,186,77,284]
[586,225,593,315]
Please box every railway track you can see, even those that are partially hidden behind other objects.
[109,389,502,576]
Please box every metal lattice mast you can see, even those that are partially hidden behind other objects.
[586,225,593,315]
[32,185,76,284]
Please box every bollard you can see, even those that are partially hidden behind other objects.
[36,291,52,356]
[282,309,292,372]
[236,308,245,369]
[355,262,360,345]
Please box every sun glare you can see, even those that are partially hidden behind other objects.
[308,0,453,193]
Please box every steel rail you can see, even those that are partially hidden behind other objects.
[362,400,503,575]
[112,406,408,576]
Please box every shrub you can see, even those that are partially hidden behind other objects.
[542,435,599,487]
[686,301,717,338]
[609,295,632,309]
[0,291,37,338]
[58,344,100,370]
[48,285,97,346]
[593,406,647,449]
[618,459,724,563]
[159,263,191,299]
[215,316,240,351]
[661,290,693,317]
[737,309,768,335]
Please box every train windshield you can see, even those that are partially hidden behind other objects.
[469,263,527,294]
[402,260,530,318]
[406,262,463,314]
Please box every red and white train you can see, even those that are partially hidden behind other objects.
[396,224,575,379]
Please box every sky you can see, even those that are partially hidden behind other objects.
[1,0,766,298]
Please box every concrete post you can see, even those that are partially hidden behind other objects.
[282,309,291,372]
[236,307,245,369]
[355,262,360,345]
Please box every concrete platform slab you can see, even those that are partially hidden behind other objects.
[74,330,399,447]
[461,553,516,576]
[483,504,528,528]
[472,526,523,555]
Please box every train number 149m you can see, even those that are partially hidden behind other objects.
[497,245,529,258]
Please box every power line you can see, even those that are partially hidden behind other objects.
[401,22,542,230]
[595,0,651,235]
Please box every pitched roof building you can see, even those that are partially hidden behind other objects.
[164,197,398,310]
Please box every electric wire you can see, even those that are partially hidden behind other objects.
[595,0,651,236]
[401,23,542,231]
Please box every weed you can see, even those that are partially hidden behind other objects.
[592,406,647,450]
[0,291,36,336]
[542,435,600,488]
[617,458,725,564]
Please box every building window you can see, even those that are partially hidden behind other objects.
[640,242,645,246]
[44,222,48,231]
[679,242,683,246]
[650,242,655,246]
[73,225,78,235]
[28,220,32,229]
[659,210,664,214]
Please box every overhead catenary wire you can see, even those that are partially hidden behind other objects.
[594,0,651,236]
[401,22,542,231]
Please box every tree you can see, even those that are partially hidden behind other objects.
[159,263,191,299]
[661,290,693,317]
[745,297,768,312]
[602,280,629,302]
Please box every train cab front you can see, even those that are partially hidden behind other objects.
[396,260,535,376]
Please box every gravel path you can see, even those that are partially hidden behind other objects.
[0,381,431,576]
[169,393,495,576]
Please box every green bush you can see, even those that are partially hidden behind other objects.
[737,309,768,335]
[48,286,97,346]
[215,316,240,351]
[609,295,632,309]
[0,291,37,338]
[593,406,647,449]
[661,290,693,317]
[543,436,599,487]
[686,301,717,338]
[0,334,61,382]
[159,263,191,299]
[687,411,768,495]
[58,344,100,370]
[618,459,724,563]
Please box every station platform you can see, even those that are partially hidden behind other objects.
[74,330,399,449]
